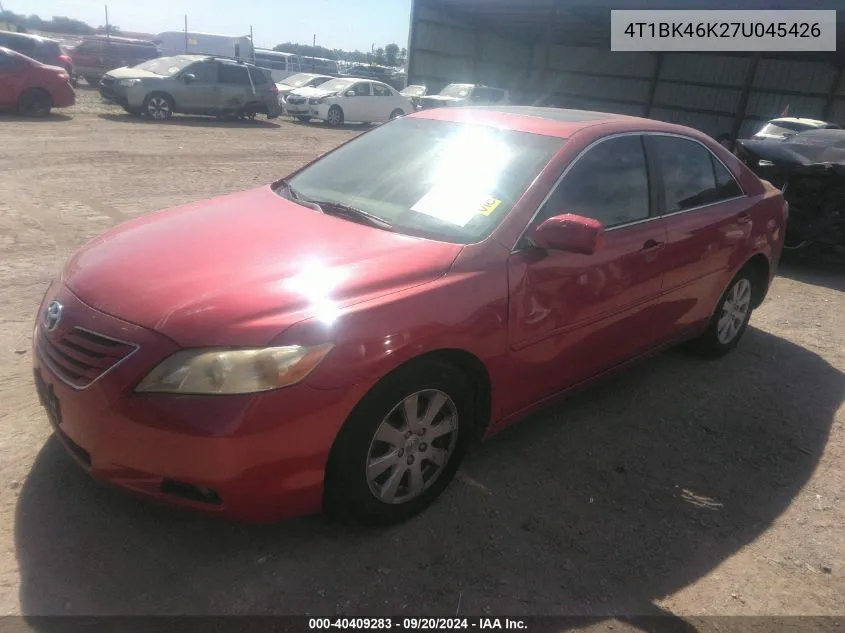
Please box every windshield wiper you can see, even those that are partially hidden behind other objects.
[309,200,394,231]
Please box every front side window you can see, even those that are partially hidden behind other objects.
[284,117,563,244]
[651,136,742,212]
[537,135,650,229]
[187,61,218,83]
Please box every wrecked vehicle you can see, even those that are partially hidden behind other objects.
[736,128,845,262]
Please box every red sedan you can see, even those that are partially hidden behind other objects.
[0,46,75,116]
[32,106,786,524]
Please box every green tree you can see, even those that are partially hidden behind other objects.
[384,43,399,67]
[374,47,385,64]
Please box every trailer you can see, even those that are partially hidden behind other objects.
[153,31,253,60]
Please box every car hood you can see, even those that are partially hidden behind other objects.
[289,85,341,99]
[63,186,463,347]
[104,66,165,80]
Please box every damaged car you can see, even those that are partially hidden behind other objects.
[736,128,845,261]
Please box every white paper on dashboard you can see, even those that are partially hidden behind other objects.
[410,187,492,227]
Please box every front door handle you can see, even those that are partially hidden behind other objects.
[641,239,665,253]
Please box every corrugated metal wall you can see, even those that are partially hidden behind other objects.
[409,0,844,139]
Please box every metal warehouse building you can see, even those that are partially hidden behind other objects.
[406,0,845,140]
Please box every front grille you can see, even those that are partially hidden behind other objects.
[286,96,306,105]
[37,326,138,388]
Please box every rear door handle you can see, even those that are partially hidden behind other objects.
[736,211,752,224]
[641,239,665,253]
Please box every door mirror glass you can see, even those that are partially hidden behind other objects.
[183,73,196,84]
[532,214,604,255]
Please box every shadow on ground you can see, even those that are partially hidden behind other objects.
[0,113,73,123]
[98,113,281,129]
[15,328,843,618]
[778,257,845,293]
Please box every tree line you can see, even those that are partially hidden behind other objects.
[273,42,407,67]
[0,10,119,35]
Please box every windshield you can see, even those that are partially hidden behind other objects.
[284,73,320,87]
[133,56,196,76]
[316,78,355,93]
[285,117,563,244]
[439,84,473,98]
[402,86,426,97]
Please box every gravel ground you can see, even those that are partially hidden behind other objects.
[0,88,843,625]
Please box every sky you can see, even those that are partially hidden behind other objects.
[5,0,413,51]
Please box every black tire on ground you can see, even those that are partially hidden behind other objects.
[686,266,759,358]
[389,108,404,120]
[17,88,52,117]
[295,116,311,122]
[142,92,174,121]
[326,105,344,127]
[324,358,474,525]
[85,75,101,86]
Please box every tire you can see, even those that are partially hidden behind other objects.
[143,92,174,121]
[389,108,404,120]
[18,88,52,117]
[326,105,344,127]
[325,359,474,525]
[85,75,101,86]
[686,267,758,358]
[295,116,311,122]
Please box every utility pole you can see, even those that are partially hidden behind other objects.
[104,4,110,43]
[184,14,188,53]
[250,25,254,60]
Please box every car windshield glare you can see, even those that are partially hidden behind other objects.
[134,56,196,76]
[440,84,472,98]
[316,78,355,93]
[286,73,316,87]
[286,117,564,244]
[402,86,426,97]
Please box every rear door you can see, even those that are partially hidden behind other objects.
[217,63,254,113]
[506,134,670,409]
[645,134,751,332]
[343,81,372,121]
[371,82,397,120]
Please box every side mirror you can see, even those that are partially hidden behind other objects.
[183,73,196,84]
[532,214,604,255]
[345,90,357,97]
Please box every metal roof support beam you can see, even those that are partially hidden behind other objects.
[730,52,761,146]
[644,52,663,118]
[823,65,843,121]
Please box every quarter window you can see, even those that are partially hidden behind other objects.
[538,135,650,229]
[651,136,742,212]
[373,84,391,97]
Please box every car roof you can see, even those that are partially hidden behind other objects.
[412,105,681,138]
[0,30,58,44]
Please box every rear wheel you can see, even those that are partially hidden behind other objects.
[18,89,52,117]
[143,92,174,121]
[687,268,757,358]
[325,359,473,525]
[326,105,344,127]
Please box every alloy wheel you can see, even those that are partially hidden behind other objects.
[147,97,171,120]
[717,278,752,344]
[366,389,459,505]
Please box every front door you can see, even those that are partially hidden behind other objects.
[505,134,670,412]
[176,60,221,114]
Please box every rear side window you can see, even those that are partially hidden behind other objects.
[219,64,251,85]
[373,83,391,97]
[650,136,743,212]
[248,66,269,85]
[539,135,650,228]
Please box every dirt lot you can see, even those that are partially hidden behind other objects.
[0,87,843,625]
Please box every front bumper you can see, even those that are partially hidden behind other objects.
[32,282,359,522]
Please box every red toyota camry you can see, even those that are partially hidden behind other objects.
[32,106,786,524]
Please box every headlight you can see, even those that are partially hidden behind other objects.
[309,96,329,105]
[118,78,141,87]
[135,344,334,395]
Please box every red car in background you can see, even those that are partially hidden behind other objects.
[0,46,75,116]
[32,106,786,525]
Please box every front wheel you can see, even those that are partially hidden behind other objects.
[325,359,473,525]
[18,89,52,117]
[295,115,311,122]
[389,108,405,120]
[143,93,174,120]
[687,270,756,358]
[326,105,344,127]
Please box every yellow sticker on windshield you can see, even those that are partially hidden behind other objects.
[478,198,502,216]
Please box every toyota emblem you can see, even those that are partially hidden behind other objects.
[43,301,63,332]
